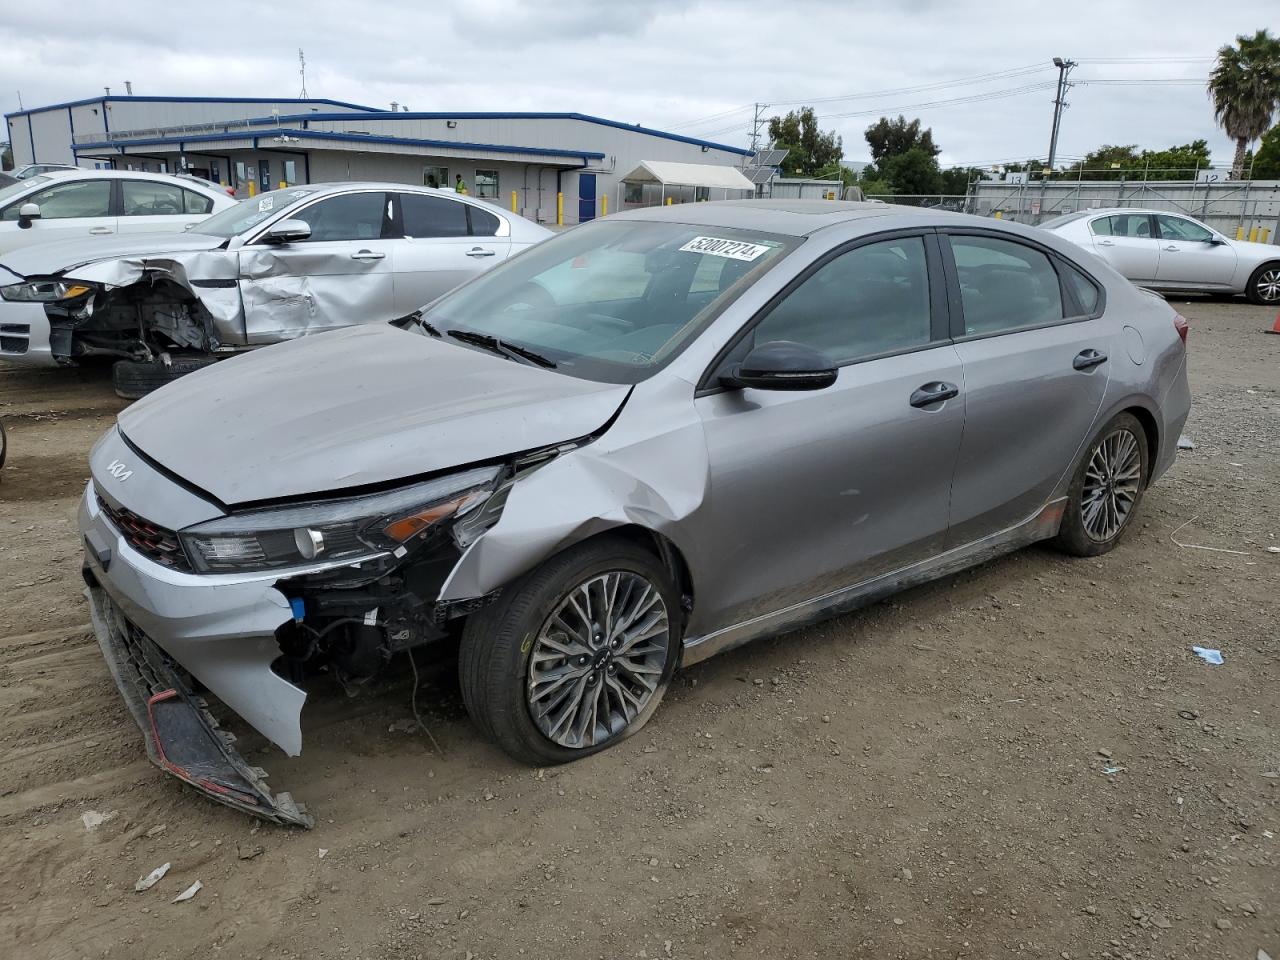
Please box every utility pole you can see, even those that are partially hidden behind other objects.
[298,49,308,99]
[749,102,768,157]
[1046,57,1076,173]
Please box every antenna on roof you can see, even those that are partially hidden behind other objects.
[15,90,22,110]
[124,81,133,95]
[104,86,111,97]
[298,48,308,98]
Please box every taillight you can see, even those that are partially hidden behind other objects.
[1173,313,1188,344]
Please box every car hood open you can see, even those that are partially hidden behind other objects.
[0,232,225,279]
[118,324,631,506]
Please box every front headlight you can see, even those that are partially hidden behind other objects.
[0,280,94,302]
[179,466,501,574]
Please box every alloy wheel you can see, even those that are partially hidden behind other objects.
[527,570,670,749]
[1255,268,1280,303]
[1081,428,1142,542]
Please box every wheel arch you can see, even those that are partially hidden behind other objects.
[1119,403,1160,487]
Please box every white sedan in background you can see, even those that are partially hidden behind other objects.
[0,183,552,396]
[0,170,237,255]
[1041,207,1280,305]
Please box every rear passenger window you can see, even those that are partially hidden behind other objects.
[1061,262,1101,317]
[183,189,214,215]
[122,180,185,216]
[752,236,932,364]
[400,193,469,237]
[468,205,501,237]
[950,235,1063,336]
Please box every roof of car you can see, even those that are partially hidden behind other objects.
[613,198,980,237]
[34,168,229,193]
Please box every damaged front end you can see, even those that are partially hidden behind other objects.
[81,428,568,825]
[0,249,242,366]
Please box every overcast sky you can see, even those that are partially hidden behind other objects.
[2,0,1274,169]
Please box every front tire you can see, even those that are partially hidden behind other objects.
[112,356,221,399]
[1053,412,1149,557]
[1245,261,1280,305]
[459,537,680,764]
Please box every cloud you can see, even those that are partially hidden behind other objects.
[1,0,1272,169]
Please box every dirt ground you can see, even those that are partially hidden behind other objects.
[0,300,1276,960]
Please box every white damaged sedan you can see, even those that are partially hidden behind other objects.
[0,182,551,396]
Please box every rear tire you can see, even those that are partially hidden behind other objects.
[459,537,681,765]
[1245,261,1280,305]
[111,356,221,399]
[1053,412,1149,557]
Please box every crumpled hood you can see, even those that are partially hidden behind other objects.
[0,232,225,279]
[118,324,631,506]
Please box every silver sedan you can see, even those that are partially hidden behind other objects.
[1041,207,1280,304]
[78,200,1190,824]
[0,182,551,395]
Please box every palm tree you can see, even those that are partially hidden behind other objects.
[1208,29,1280,179]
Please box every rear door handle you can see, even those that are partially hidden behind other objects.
[350,250,385,261]
[1073,349,1108,371]
[1096,240,1115,247]
[466,247,497,258]
[89,227,113,235]
[1162,245,1179,252]
[909,381,959,408]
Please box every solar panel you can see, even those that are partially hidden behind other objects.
[744,166,777,184]
[753,149,789,168]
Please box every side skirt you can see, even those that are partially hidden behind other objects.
[680,499,1066,667]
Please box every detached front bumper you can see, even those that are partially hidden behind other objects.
[0,300,56,367]
[79,483,313,826]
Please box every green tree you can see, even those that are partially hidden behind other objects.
[1208,28,1280,179]
[1140,140,1213,180]
[939,166,983,195]
[1253,124,1280,178]
[868,147,943,195]
[864,115,939,163]
[766,107,843,177]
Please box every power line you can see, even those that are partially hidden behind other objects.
[815,81,1058,120]
[768,62,1051,106]
[665,103,754,131]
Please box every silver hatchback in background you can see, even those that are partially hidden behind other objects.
[77,200,1190,825]
[1042,207,1280,304]
[0,183,551,395]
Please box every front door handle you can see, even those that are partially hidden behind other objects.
[1162,245,1179,252]
[909,381,959,408]
[1073,349,1108,371]
[89,227,113,235]
[466,247,497,258]
[1096,239,1115,247]
[350,250,385,261]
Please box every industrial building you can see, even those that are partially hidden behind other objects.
[6,95,751,224]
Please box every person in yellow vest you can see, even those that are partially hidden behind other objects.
[455,175,468,195]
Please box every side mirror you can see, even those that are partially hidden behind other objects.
[261,219,311,244]
[1206,236,1227,246]
[17,202,40,229]
[720,340,838,392]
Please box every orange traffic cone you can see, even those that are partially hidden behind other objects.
[1269,310,1280,335]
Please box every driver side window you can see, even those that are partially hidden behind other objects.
[1156,215,1213,242]
[290,192,389,242]
[2,180,112,221]
[751,236,933,364]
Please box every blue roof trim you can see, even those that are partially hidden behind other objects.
[72,128,606,161]
[278,111,751,156]
[5,95,381,120]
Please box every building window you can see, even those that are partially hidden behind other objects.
[210,160,221,184]
[423,165,449,189]
[475,169,499,199]
[283,160,297,185]
[623,182,644,204]
[694,186,710,202]
[259,160,271,191]
[235,161,247,186]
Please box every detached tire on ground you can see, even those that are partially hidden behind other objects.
[111,357,221,400]
[459,536,681,764]
[1053,412,1149,557]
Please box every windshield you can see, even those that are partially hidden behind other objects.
[191,186,323,238]
[0,176,48,206]
[418,219,799,384]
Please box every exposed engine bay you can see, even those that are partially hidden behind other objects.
[45,277,220,363]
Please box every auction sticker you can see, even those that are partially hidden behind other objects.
[258,196,274,212]
[678,236,771,261]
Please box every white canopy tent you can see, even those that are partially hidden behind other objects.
[618,160,755,210]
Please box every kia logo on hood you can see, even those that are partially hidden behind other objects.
[106,460,133,481]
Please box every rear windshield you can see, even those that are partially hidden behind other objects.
[417,218,800,384]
